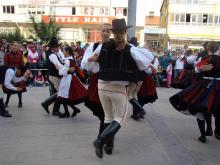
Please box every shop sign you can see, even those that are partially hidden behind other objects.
[42,15,115,24]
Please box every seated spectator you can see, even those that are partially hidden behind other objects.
[34,70,46,87]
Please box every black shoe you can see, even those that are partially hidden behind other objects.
[0,111,12,118]
[198,136,206,143]
[93,139,104,159]
[130,114,141,120]
[138,110,146,119]
[52,111,62,116]
[41,103,50,114]
[205,129,213,136]
[71,109,81,117]
[4,102,8,108]
[18,102,22,108]
[104,137,114,155]
[215,132,220,140]
[59,112,70,118]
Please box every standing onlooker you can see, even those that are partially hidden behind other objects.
[166,60,173,88]
[27,44,39,85]
[0,45,5,66]
[174,49,185,79]
[75,41,85,66]
[4,41,24,68]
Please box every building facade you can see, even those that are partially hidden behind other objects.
[160,0,220,48]
[0,0,147,43]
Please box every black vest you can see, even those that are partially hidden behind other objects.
[98,40,145,82]
[48,52,63,78]
[0,66,15,84]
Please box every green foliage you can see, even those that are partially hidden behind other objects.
[29,15,61,43]
[0,28,25,42]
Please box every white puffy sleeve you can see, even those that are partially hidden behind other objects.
[58,59,70,76]
[130,46,154,72]
[81,44,100,73]
[194,57,201,73]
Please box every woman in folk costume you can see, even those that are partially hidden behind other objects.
[171,50,197,89]
[56,46,86,118]
[131,56,159,120]
[170,41,220,143]
[81,23,113,154]
[93,18,154,158]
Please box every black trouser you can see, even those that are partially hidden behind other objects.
[215,109,220,135]
[5,92,22,106]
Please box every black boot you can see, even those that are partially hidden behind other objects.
[129,98,145,118]
[93,121,121,159]
[131,108,142,120]
[70,104,81,117]
[4,93,11,107]
[197,119,206,143]
[52,100,62,116]
[103,123,114,155]
[59,104,70,118]
[205,114,213,136]
[18,93,22,108]
[41,93,57,114]
[0,99,12,117]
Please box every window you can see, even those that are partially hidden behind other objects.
[208,14,213,24]
[197,14,203,23]
[3,6,15,14]
[176,0,186,3]
[180,14,185,22]
[215,16,218,24]
[175,14,180,22]
[123,8,127,16]
[187,0,192,3]
[72,7,76,15]
[203,14,208,23]
[186,14,191,22]
[191,14,196,23]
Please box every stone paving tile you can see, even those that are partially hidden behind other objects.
[0,87,219,165]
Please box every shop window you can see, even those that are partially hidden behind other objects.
[203,14,208,23]
[72,7,76,15]
[3,6,6,13]
[186,14,191,22]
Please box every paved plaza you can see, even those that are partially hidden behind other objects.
[0,87,220,165]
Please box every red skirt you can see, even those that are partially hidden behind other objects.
[84,73,104,117]
[170,79,220,116]
[137,75,158,105]
[2,81,27,94]
[68,76,86,104]
[171,69,194,89]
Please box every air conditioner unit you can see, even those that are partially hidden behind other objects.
[149,11,154,16]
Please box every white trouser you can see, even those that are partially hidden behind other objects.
[98,82,128,125]
[48,76,61,91]
[0,84,3,99]
[127,81,142,100]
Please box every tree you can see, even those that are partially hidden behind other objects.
[29,15,61,43]
[0,28,25,42]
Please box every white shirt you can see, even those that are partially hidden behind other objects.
[81,43,101,73]
[4,69,26,91]
[57,56,73,98]
[49,52,64,75]
[146,57,159,74]
[174,56,184,70]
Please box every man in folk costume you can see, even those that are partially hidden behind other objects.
[81,23,112,154]
[93,18,154,158]
[0,65,31,117]
[41,37,73,116]
[4,41,25,108]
